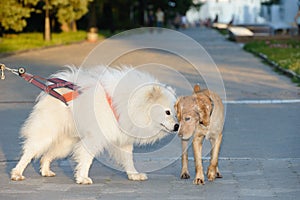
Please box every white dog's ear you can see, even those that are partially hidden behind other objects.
[147,86,162,102]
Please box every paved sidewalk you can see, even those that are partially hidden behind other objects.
[0,27,299,199]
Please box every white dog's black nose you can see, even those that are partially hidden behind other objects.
[173,123,179,131]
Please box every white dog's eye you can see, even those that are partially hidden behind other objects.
[165,110,171,115]
[185,117,191,121]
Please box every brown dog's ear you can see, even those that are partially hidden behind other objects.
[194,85,201,93]
[174,97,182,121]
[194,94,212,127]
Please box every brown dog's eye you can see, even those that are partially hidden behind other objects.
[165,110,171,115]
[185,117,191,121]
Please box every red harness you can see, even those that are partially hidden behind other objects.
[19,70,119,120]
[20,72,80,106]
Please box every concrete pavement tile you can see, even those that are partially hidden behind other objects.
[239,188,276,198]
[240,196,277,200]
[275,192,300,200]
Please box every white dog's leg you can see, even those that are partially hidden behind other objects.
[117,144,148,181]
[11,148,35,181]
[11,138,53,181]
[73,144,94,184]
[40,147,58,178]
[40,157,56,177]
[40,136,76,177]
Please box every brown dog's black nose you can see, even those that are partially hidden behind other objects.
[173,123,179,131]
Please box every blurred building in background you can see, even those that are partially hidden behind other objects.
[187,0,299,27]
[261,0,299,27]
[199,0,263,24]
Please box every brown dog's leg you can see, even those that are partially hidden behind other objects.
[193,135,205,185]
[180,140,190,179]
[207,133,223,181]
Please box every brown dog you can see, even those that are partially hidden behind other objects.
[175,85,224,185]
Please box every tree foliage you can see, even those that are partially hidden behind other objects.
[56,0,91,23]
[51,0,92,31]
[0,0,92,33]
[0,0,34,31]
[1,0,193,34]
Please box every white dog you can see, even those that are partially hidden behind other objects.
[11,66,179,184]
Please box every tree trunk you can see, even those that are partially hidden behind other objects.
[0,26,3,37]
[71,21,77,32]
[61,22,70,32]
[88,1,97,28]
[44,0,51,41]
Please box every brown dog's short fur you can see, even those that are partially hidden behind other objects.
[175,85,224,185]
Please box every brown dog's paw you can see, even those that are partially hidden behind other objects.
[207,166,217,181]
[216,171,223,179]
[193,178,205,185]
[180,172,190,179]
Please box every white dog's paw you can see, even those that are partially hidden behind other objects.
[128,173,148,181]
[76,176,93,185]
[11,169,25,181]
[41,169,56,177]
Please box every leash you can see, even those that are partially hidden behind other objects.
[1,63,119,120]
[0,63,80,106]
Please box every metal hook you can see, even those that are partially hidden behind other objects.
[0,64,5,80]
[18,67,26,75]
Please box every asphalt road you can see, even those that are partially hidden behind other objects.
[0,27,299,200]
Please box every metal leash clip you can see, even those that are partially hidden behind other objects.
[0,63,21,80]
[0,63,6,80]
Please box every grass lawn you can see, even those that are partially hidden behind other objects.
[0,31,107,54]
[244,40,300,78]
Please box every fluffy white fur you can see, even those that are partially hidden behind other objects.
[11,66,178,184]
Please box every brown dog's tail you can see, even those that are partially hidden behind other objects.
[194,84,201,93]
